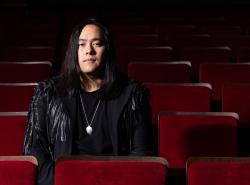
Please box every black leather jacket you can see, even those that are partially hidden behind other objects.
[23,76,153,185]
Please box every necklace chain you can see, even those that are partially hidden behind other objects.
[79,94,101,128]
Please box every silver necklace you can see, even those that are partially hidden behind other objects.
[79,94,101,135]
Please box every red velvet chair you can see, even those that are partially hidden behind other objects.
[187,157,250,185]
[111,25,154,34]
[144,83,212,125]
[0,46,55,63]
[236,47,250,63]
[145,83,212,155]
[156,25,196,38]
[0,112,28,155]
[55,156,168,185]
[211,35,250,61]
[159,112,238,169]
[0,83,36,112]
[180,46,231,80]
[117,46,173,74]
[222,83,250,156]
[199,63,250,102]
[8,33,58,48]
[166,34,213,48]
[0,156,37,185]
[0,62,52,83]
[114,34,159,47]
[211,35,250,52]
[222,83,250,127]
[199,25,242,36]
[128,61,191,83]
[167,34,213,59]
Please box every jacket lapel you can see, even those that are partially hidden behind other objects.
[107,83,135,155]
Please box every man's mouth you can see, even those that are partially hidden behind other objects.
[84,58,96,62]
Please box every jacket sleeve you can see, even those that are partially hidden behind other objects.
[129,84,154,156]
[23,82,54,185]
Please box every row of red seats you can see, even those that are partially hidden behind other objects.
[1,60,250,88]
[1,82,250,128]
[0,155,168,185]
[2,154,250,185]
[1,82,249,122]
[3,32,250,77]
[116,44,250,75]
[0,62,52,83]
[0,111,240,163]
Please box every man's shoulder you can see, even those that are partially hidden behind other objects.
[118,77,149,99]
[127,79,149,94]
[36,75,62,94]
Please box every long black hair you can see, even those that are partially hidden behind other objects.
[60,18,119,98]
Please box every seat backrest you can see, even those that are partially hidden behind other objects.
[0,112,28,155]
[199,63,250,102]
[0,62,52,83]
[0,83,36,112]
[167,34,213,50]
[144,83,212,124]
[222,83,250,125]
[236,47,250,63]
[128,61,191,83]
[159,112,238,168]
[114,34,159,47]
[180,46,231,79]
[117,46,173,74]
[156,25,197,38]
[211,35,250,53]
[187,157,250,185]
[0,155,37,185]
[199,25,242,36]
[222,83,250,156]
[55,156,168,185]
[111,25,154,35]
[0,46,55,63]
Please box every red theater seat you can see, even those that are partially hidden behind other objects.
[145,83,211,154]
[111,25,154,34]
[222,83,250,126]
[144,83,212,125]
[0,155,37,185]
[167,34,213,50]
[159,112,238,169]
[0,46,56,63]
[187,157,250,185]
[117,46,173,74]
[156,25,197,39]
[199,25,242,36]
[0,83,36,112]
[222,83,250,156]
[199,63,250,102]
[0,112,28,155]
[114,34,159,47]
[236,47,250,63]
[55,156,168,185]
[128,61,191,83]
[211,35,250,59]
[0,62,52,83]
[180,46,231,79]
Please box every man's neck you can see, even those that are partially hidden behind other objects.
[81,75,102,92]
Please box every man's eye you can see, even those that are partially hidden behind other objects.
[79,43,85,46]
[93,42,101,46]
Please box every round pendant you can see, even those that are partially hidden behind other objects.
[86,126,93,135]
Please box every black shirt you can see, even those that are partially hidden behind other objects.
[72,89,114,155]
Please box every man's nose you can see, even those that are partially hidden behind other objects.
[85,43,94,55]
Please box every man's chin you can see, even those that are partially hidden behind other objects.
[81,64,104,78]
[82,69,103,78]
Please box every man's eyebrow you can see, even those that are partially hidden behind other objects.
[78,38,103,42]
